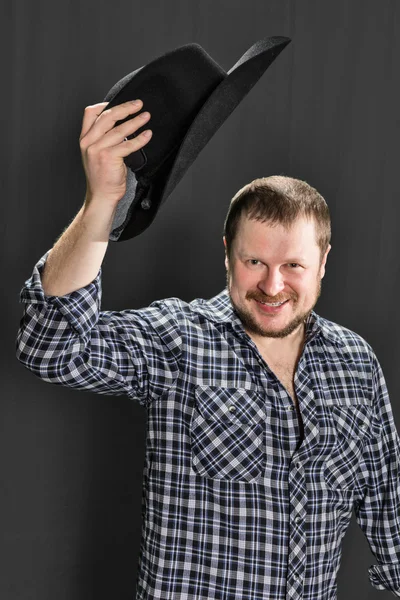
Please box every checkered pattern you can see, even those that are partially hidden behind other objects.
[16,249,400,599]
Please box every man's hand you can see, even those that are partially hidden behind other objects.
[79,99,152,208]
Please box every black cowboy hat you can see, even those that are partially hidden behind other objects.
[101,36,291,242]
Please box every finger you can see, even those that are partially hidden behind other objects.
[79,102,109,141]
[107,129,153,158]
[94,111,151,150]
[82,100,143,147]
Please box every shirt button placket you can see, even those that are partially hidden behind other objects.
[286,381,312,600]
[287,456,307,599]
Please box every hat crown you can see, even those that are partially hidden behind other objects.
[104,43,226,104]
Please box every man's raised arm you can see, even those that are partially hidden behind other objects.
[41,98,152,296]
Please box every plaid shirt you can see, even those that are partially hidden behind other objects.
[16,250,400,600]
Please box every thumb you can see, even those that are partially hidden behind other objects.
[79,102,109,141]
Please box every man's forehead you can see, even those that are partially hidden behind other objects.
[233,216,319,259]
[238,216,315,239]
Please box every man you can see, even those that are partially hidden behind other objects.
[16,99,400,599]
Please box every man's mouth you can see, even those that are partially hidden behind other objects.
[254,298,290,312]
[255,299,289,306]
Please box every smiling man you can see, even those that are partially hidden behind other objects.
[16,169,400,599]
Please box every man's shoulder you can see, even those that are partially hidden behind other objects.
[316,312,375,358]
[147,289,231,324]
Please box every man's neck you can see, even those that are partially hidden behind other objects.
[246,322,306,359]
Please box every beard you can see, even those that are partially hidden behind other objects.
[225,269,322,339]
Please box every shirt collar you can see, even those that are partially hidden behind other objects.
[189,288,345,346]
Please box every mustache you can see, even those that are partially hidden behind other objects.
[225,275,292,304]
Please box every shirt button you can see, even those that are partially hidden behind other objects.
[295,516,302,524]
[228,405,237,413]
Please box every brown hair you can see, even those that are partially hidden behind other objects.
[223,175,331,266]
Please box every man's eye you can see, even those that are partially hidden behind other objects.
[247,260,300,269]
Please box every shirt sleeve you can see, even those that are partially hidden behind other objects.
[353,353,400,597]
[15,250,182,408]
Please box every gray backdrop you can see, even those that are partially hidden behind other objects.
[4,0,400,598]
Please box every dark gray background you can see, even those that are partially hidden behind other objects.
[4,0,400,598]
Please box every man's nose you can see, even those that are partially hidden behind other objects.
[257,268,286,298]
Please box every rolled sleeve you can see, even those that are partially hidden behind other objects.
[18,249,102,337]
[369,564,400,597]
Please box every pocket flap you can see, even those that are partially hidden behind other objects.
[194,385,265,424]
[331,404,382,440]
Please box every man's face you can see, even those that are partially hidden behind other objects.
[224,215,331,340]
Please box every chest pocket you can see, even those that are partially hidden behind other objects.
[324,403,382,491]
[190,385,266,482]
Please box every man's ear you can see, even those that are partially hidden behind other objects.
[223,237,229,270]
[320,244,331,279]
